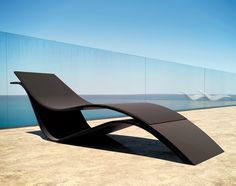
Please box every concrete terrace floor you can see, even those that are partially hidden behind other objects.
[0,106,236,186]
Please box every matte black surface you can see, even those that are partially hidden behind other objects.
[150,120,224,164]
[12,71,223,165]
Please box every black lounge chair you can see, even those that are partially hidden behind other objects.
[11,71,223,165]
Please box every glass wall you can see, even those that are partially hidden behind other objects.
[0,32,7,128]
[1,31,236,128]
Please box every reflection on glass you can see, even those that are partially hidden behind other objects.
[0,31,236,129]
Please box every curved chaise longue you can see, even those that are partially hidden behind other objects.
[11,71,223,165]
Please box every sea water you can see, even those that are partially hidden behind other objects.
[1,95,236,129]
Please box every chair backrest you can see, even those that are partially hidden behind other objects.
[14,71,90,109]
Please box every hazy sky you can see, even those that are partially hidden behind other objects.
[0,0,236,72]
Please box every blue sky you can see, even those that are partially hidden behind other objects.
[0,0,236,72]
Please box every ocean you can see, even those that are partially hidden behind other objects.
[1,94,236,129]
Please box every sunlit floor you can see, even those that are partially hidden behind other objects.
[0,107,235,186]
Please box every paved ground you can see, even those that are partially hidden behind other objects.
[0,106,236,186]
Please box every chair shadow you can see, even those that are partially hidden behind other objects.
[28,130,183,164]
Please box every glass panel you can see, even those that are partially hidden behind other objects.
[5,32,145,127]
[146,58,206,110]
[77,50,146,95]
[204,69,236,107]
[0,32,8,128]
[5,34,87,125]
